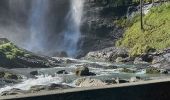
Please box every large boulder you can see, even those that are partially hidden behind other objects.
[84,47,128,62]
[150,48,170,70]
[74,78,107,87]
[75,66,96,76]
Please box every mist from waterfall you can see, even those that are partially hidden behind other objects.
[27,0,49,53]
[62,0,84,57]
[0,0,85,57]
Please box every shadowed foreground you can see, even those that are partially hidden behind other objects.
[1,78,170,100]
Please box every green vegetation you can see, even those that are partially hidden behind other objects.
[0,42,30,60]
[146,67,160,74]
[116,3,170,56]
[114,14,141,28]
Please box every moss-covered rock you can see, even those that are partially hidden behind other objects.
[0,71,22,80]
[0,38,59,68]
[146,67,160,74]
[146,67,168,74]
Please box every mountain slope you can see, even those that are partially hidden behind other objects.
[117,3,170,56]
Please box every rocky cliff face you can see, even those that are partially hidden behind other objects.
[0,0,129,57]
[78,1,128,57]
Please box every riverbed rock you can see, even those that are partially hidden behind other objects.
[149,48,170,70]
[75,66,96,76]
[56,70,69,74]
[120,68,136,73]
[84,47,128,62]
[104,79,117,85]
[146,67,168,74]
[1,88,27,96]
[0,71,5,78]
[29,84,72,93]
[0,71,22,80]
[74,78,107,87]
[30,71,38,76]
[115,57,133,63]
[134,57,149,64]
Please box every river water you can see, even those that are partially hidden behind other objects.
[0,57,169,94]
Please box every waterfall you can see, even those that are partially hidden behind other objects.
[62,0,85,57]
[0,0,84,57]
[27,0,49,53]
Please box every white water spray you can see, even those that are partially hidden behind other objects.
[27,0,49,53]
[62,0,84,57]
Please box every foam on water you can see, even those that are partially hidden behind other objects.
[0,75,63,93]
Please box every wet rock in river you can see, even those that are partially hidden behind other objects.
[30,71,39,76]
[1,88,27,96]
[120,68,136,73]
[75,66,96,76]
[104,79,118,85]
[56,70,69,74]
[46,83,72,90]
[74,78,107,87]
[0,71,22,80]
[146,67,168,74]
[29,84,72,92]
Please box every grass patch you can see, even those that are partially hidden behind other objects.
[0,42,30,60]
[116,3,170,56]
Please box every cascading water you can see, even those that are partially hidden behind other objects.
[28,0,49,53]
[0,0,85,57]
[62,0,84,57]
